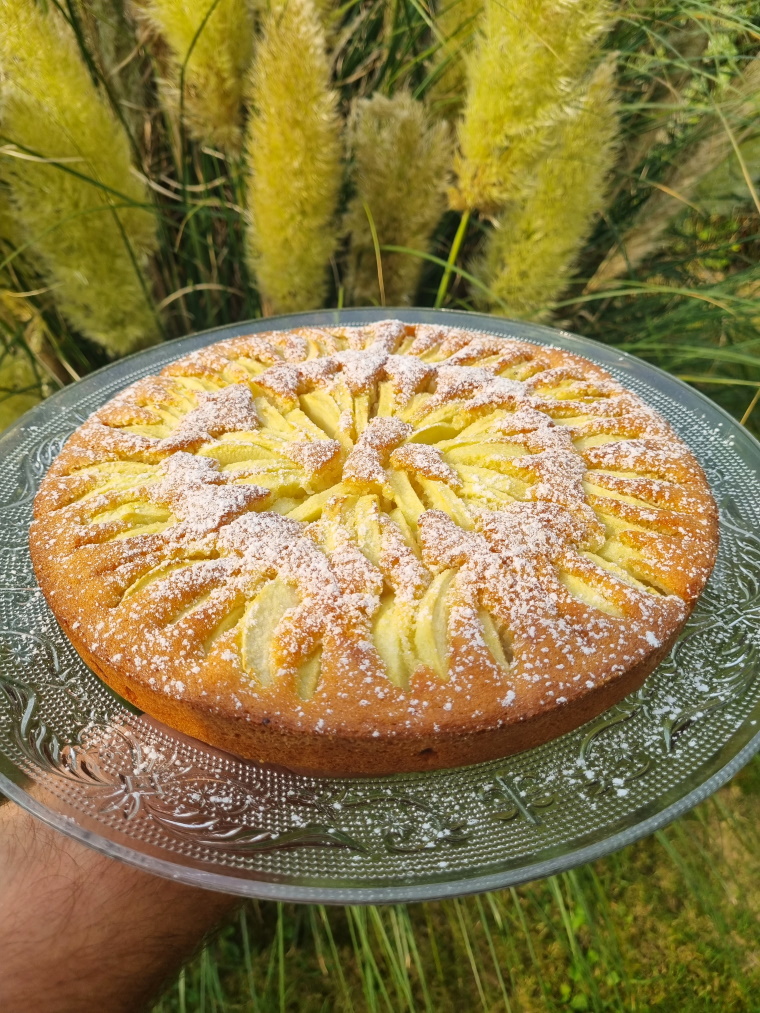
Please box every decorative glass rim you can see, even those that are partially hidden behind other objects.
[0,307,758,905]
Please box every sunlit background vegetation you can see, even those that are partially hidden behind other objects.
[0,0,759,1008]
[152,761,760,1011]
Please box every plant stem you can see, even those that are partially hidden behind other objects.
[435,208,470,308]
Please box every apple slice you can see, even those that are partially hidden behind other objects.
[240,578,299,685]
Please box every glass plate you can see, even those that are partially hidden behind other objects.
[1,308,759,904]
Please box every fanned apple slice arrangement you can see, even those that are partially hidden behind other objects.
[30,321,718,774]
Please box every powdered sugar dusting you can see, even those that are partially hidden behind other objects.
[390,444,461,488]
[149,453,268,536]
[160,384,260,451]
[343,416,412,488]
[32,319,717,749]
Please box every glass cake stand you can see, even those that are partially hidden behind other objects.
[1,308,759,904]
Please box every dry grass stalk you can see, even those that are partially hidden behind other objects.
[0,182,24,272]
[0,289,66,427]
[587,58,760,292]
[608,22,709,206]
[74,0,150,144]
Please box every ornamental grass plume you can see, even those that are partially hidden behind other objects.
[0,0,159,356]
[427,0,483,118]
[451,0,611,213]
[478,58,618,319]
[345,93,452,307]
[143,0,254,153]
[245,0,342,314]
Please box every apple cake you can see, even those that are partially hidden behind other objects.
[30,320,718,775]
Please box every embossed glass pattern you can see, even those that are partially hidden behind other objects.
[1,308,759,903]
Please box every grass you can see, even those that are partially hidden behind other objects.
[150,756,760,1012]
[0,0,757,420]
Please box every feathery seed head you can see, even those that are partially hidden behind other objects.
[428,0,483,119]
[451,0,612,213]
[477,56,619,319]
[245,0,343,314]
[345,92,452,306]
[0,0,159,356]
[143,0,254,153]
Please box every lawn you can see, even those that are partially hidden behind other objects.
[152,757,760,1012]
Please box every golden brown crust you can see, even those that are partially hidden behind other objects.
[30,321,719,776]
[63,617,681,775]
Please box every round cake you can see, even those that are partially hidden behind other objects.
[30,320,718,775]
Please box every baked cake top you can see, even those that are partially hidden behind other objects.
[30,320,717,746]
